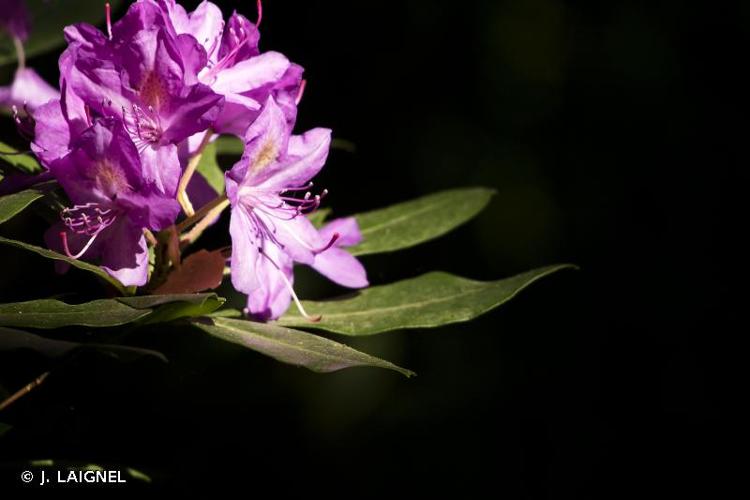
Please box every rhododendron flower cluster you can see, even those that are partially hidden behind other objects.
[0,0,368,321]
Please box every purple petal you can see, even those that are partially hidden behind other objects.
[319,217,363,247]
[311,247,369,289]
[212,51,290,95]
[256,127,332,191]
[227,97,289,193]
[99,221,150,287]
[245,244,293,321]
[0,68,60,112]
[117,186,181,231]
[139,142,182,196]
[229,205,261,293]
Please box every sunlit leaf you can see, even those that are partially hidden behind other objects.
[349,187,495,256]
[0,188,44,224]
[278,264,576,335]
[0,140,43,174]
[0,0,125,66]
[213,135,244,157]
[0,235,128,294]
[195,142,225,194]
[191,317,415,377]
[120,292,225,324]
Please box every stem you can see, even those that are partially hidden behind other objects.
[13,37,25,71]
[180,198,230,247]
[176,130,214,217]
[176,193,228,233]
[144,229,158,247]
[0,372,49,412]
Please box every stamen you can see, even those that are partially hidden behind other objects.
[315,232,340,254]
[256,0,263,28]
[59,230,101,260]
[295,79,307,105]
[105,3,113,40]
[257,246,321,322]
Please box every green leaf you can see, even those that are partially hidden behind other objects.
[0,0,125,66]
[213,135,244,157]
[191,317,415,377]
[0,299,150,329]
[0,188,45,224]
[119,293,225,324]
[278,264,576,335]
[0,235,128,294]
[0,422,11,438]
[349,187,495,256]
[0,141,43,174]
[195,142,225,194]
[0,326,168,362]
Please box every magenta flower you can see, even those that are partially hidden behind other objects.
[44,118,180,287]
[152,0,303,140]
[54,0,224,195]
[225,98,367,320]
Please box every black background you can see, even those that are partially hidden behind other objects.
[0,0,743,496]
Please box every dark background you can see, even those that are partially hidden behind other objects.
[0,0,743,496]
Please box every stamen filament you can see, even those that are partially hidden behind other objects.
[60,230,101,260]
[105,3,113,40]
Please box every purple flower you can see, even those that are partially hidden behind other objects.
[44,118,180,287]
[0,0,30,42]
[0,68,60,113]
[151,0,303,142]
[54,0,224,195]
[226,98,367,320]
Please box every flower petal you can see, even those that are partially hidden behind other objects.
[311,247,369,289]
[229,205,261,293]
[319,217,363,247]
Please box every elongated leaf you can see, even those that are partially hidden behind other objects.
[195,142,225,194]
[0,0,124,66]
[0,326,167,362]
[0,422,11,437]
[120,293,225,324]
[0,299,149,329]
[0,188,44,224]
[349,187,495,256]
[192,317,415,377]
[278,264,576,335]
[0,235,128,294]
[0,141,43,174]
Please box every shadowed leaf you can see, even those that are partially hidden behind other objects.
[191,317,415,377]
[0,235,128,294]
[0,326,167,362]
